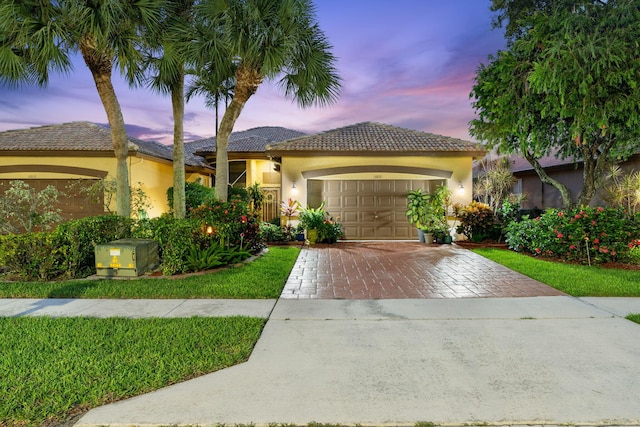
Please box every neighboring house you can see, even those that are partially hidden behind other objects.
[504,152,640,209]
[0,121,214,219]
[267,122,485,239]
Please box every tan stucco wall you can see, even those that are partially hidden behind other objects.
[280,154,474,208]
[245,159,281,188]
[0,154,204,218]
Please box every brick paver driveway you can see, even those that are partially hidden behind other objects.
[281,242,565,299]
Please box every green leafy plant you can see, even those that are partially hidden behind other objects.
[0,232,63,281]
[259,222,286,242]
[299,203,327,230]
[319,219,343,243]
[185,244,225,272]
[0,180,62,234]
[167,179,214,215]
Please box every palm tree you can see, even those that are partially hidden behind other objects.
[187,73,235,136]
[0,0,163,217]
[192,0,341,201]
[142,0,196,219]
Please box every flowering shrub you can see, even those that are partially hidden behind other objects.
[454,201,498,242]
[505,206,640,264]
[319,219,343,243]
[190,198,261,251]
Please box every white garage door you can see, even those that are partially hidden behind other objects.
[308,179,443,240]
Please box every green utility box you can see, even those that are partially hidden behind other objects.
[95,239,159,277]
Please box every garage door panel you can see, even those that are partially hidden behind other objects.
[308,179,435,240]
[343,195,359,208]
[359,195,375,208]
[376,195,393,208]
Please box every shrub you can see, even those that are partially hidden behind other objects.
[505,206,640,264]
[0,180,62,234]
[319,219,343,243]
[52,215,134,278]
[454,201,498,242]
[259,222,285,242]
[0,232,63,280]
[167,180,214,214]
[144,215,203,275]
[190,198,262,252]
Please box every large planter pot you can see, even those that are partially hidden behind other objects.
[307,229,319,245]
[295,233,305,242]
[423,233,434,244]
[417,229,425,243]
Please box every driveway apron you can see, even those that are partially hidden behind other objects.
[281,242,565,299]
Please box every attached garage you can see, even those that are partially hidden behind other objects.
[308,179,445,239]
[268,122,486,240]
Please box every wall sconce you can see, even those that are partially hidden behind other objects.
[457,182,465,194]
[291,181,298,194]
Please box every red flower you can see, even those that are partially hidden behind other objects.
[591,220,597,226]
[574,214,581,219]
[558,211,564,217]
[594,238,600,244]
[241,215,247,223]
[557,233,564,238]
[597,206,605,212]
[569,245,576,250]
[535,248,541,254]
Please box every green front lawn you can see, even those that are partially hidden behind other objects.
[472,248,640,297]
[0,246,300,299]
[0,316,265,427]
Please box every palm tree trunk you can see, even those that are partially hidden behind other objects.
[91,71,131,217]
[215,65,262,201]
[172,72,187,219]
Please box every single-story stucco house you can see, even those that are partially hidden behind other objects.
[0,121,485,239]
[189,121,485,239]
[0,121,214,219]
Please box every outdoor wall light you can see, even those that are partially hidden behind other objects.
[457,182,464,194]
[292,181,297,189]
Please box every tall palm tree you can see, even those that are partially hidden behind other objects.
[193,0,341,201]
[142,0,196,219]
[187,73,235,136]
[0,0,163,217]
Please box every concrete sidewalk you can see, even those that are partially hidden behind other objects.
[75,296,640,427]
[0,298,276,318]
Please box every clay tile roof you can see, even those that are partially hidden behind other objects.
[266,122,484,154]
[0,121,210,168]
[185,126,306,156]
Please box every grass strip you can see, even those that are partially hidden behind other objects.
[0,316,265,426]
[0,246,300,299]
[472,248,640,297]
[627,314,640,324]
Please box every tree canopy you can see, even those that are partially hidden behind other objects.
[190,0,341,201]
[472,0,640,208]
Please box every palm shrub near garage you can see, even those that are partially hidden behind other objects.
[299,203,326,244]
[505,206,640,264]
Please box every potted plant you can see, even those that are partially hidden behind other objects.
[294,223,306,241]
[406,189,429,242]
[319,218,343,243]
[299,202,326,244]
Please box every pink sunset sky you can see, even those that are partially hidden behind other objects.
[0,0,505,145]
